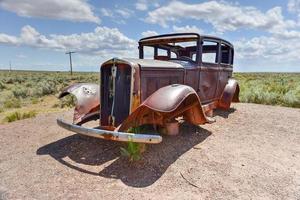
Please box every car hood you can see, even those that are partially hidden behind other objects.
[102,57,186,69]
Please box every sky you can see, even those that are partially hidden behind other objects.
[0,0,299,72]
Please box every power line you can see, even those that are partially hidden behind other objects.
[65,51,76,75]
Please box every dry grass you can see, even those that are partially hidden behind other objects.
[0,70,98,123]
[234,73,300,108]
[3,110,37,122]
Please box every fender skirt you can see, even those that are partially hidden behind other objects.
[218,78,240,109]
[58,83,100,125]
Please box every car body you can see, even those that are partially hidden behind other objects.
[57,33,239,144]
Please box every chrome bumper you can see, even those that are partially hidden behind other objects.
[57,119,162,144]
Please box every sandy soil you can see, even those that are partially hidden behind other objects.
[0,103,299,200]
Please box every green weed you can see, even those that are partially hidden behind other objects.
[3,110,37,122]
[120,140,143,162]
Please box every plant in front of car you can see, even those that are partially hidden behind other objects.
[120,126,150,161]
[120,139,142,162]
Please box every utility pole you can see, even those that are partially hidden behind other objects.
[65,51,76,75]
[9,61,12,72]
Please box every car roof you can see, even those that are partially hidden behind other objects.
[139,33,233,48]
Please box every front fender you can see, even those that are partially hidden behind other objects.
[118,84,213,131]
[59,83,100,124]
[218,78,240,109]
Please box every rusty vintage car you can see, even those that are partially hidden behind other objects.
[57,33,239,144]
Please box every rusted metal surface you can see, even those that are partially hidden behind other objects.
[118,84,213,132]
[57,119,162,144]
[57,33,239,144]
[59,83,100,124]
[218,79,240,109]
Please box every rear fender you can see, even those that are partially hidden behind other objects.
[218,79,240,109]
[59,83,100,124]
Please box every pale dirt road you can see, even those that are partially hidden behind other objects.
[0,103,299,200]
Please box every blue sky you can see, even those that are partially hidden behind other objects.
[0,0,299,72]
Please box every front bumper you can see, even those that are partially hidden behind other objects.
[57,119,162,144]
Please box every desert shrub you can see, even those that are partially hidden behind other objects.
[3,97,21,108]
[40,81,56,95]
[3,76,25,84]
[31,97,39,104]
[33,81,57,97]
[235,73,300,108]
[3,110,36,122]
[25,81,34,88]
[53,95,76,108]
[12,86,29,98]
[283,86,300,108]
[0,81,5,90]
[3,77,14,84]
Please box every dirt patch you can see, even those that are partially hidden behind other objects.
[0,103,299,199]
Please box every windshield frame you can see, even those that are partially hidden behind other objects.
[138,35,200,64]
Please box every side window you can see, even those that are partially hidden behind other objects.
[191,53,196,61]
[171,51,177,58]
[230,48,234,65]
[143,46,154,59]
[202,40,218,64]
[221,43,230,64]
[157,48,168,56]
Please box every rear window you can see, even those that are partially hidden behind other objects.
[221,43,231,64]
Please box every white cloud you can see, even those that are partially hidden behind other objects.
[0,0,100,23]
[0,33,18,44]
[115,9,132,19]
[100,8,113,17]
[234,35,300,71]
[135,0,159,11]
[141,30,158,37]
[172,25,203,34]
[135,0,148,11]
[99,7,133,24]
[288,0,300,14]
[0,25,137,58]
[146,1,297,33]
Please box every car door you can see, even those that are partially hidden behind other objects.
[198,39,220,103]
[216,43,234,98]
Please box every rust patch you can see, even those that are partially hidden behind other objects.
[102,133,114,140]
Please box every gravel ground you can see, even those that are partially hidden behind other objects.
[0,103,299,200]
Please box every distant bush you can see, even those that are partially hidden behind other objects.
[53,95,76,108]
[3,110,37,122]
[235,73,300,108]
[32,81,57,97]
[0,81,5,90]
[31,97,39,104]
[12,86,29,98]
[3,97,21,109]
